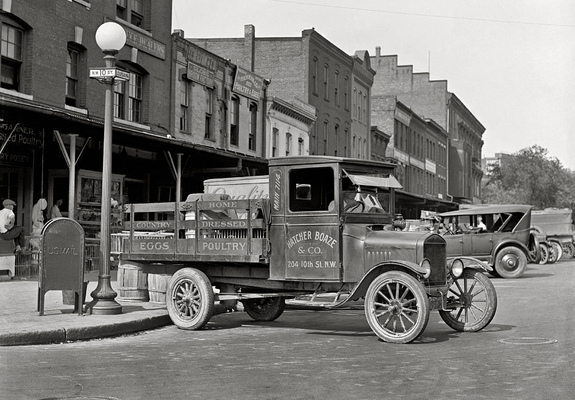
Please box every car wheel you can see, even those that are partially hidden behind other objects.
[539,244,549,264]
[364,271,430,343]
[563,242,575,259]
[494,246,527,278]
[547,244,558,264]
[550,240,563,261]
[528,232,540,263]
[439,269,497,332]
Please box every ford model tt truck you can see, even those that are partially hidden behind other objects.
[117,156,497,343]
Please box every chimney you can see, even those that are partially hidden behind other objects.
[244,24,255,71]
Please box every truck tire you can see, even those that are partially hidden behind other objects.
[364,271,430,343]
[439,269,497,332]
[242,297,285,321]
[166,268,214,330]
[494,246,527,278]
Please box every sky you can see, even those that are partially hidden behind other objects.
[172,0,575,170]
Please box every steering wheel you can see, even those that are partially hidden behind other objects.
[344,200,365,213]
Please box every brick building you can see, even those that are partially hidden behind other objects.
[371,95,452,217]
[190,25,374,160]
[370,48,484,204]
[171,30,269,177]
[0,1,267,263]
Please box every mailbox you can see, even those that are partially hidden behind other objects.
[38,218,85,316]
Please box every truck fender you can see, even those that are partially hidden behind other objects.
[347,260,428,302]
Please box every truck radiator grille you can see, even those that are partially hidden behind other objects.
[424,238,446,286]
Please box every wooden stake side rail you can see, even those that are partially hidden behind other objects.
[115,199,270,263]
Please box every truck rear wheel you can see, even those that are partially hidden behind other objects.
[166,268,214,330]
[242,297,285,321]
[364,271,430,343]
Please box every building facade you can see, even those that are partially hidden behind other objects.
[171,30,269,178]
[0,1,268,262]
[371,95,451,217]
[350,51,375,160]
[370,48,484,204]
[190,25,372,159]
[267,97,315,158]
[1,0,174,238]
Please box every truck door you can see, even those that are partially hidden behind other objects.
[269,164,341,281]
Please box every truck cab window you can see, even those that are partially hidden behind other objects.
[289,167,334,212]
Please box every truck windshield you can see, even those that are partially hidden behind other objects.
[342,189,388,214]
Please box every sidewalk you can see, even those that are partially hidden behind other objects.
[0,270,172,346]
[0,270,361,346]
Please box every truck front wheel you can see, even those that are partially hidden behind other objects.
[364,271,430,343]
[242,297,285,321]
[439,269,497,332]
[166,268,214,330]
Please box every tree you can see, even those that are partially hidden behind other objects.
[481,145,575,209]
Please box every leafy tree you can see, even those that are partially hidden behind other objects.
[481,145,575,209]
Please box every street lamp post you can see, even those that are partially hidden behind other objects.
[86,22,127,315]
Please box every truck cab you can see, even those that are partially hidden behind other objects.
[269,156,444,285]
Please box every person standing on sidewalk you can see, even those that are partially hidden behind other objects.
[30,198,47,251]
[0,199,25,254]
[50,198,63,219]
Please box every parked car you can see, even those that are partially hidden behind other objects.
[436,205,540,278]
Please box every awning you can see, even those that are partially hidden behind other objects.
[343,170,403,189]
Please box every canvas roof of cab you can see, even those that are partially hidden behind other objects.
[438,204,532,218]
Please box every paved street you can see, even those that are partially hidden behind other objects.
[1,260,574,400]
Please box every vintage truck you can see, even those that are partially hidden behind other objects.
[531,208,574,261]
[116,156,497,343]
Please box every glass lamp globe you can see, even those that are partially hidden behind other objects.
[95,22,126,52]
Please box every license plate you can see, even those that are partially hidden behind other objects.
[428,295,445,310]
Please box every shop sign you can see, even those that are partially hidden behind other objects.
[0,122,44,149]
[186,61,215,87]
[395,108,411,126]
[0,150,33,167]
[232,67,264,101]
[124,28,166,60]
[184,46,217,87]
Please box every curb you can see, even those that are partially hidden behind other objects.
[0,315,173,347]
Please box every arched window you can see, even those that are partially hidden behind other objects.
[285,132,292,156]
[272,127,278,157]
[1,23,23,91]
[205,86,213,139]
[323,64,329,100]
[114,64,145,123]
[249,102,257,151]
[230,96,239,146]
[312,58,318,95]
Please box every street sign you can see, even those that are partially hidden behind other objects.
[89,67,130,81]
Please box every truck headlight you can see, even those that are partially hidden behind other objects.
[450,258,464,278]
[420,258,431,279]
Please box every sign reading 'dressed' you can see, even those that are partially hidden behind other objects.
[38,218,85,316]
